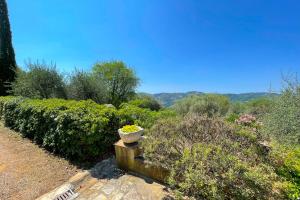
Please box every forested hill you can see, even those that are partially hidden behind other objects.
[151,92,279,107]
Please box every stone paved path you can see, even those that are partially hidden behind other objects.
[37,158,173,200]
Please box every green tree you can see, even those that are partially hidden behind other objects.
[0,0,17,96]
[67,70,107,103]
[11,61,66,99]
[92,61,139,107]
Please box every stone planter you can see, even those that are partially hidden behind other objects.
[114,140,169,183]
[118,126,143,144]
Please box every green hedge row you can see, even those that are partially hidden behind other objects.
[0,97,119,160]
[0,97,173,161]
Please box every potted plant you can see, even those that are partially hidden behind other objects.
[118,125,144,143]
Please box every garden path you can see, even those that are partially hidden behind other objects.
[37,158,172,200]
[0,123,78,200]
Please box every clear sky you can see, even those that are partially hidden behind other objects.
[7,0,300,93]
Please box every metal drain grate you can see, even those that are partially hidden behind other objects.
[54,189,78,200]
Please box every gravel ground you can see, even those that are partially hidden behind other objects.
[0,123,79,200]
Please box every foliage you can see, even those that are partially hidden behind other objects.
[245,97,275,118]
[153,92,203,107]
[225,113,239,123]
[10,68,39,97]
[228,102,246,115]
[11,61,67,99]
[0,96,18,118]
[0,0,17,96]
[228,97,274,118]
[10,60,139,106]
[153,92,278,107]
[0,96,120,161]
[268,142,300,199]
[172,94,230,117]
[118,103,176,129]
[226,92,278,102]
[67,70,107,103]
[128,94,162,111]
[92,61,139,107]
[262,79,300,145]
[142,114,290,199]
[0,96,175,161]
[120,125,140,133]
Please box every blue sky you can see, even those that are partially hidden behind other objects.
[8,0,300,93]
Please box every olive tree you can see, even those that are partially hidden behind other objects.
[263,78,300,145]
[92,61,139,107]
[11,61,66,99]
[67,70,107,103]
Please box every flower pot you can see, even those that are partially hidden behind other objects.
[118,126,144,144]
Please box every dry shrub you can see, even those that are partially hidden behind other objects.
[142,114,287,199]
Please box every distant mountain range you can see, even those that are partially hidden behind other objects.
[149,92,279,107]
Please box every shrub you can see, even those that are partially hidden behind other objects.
[235,114,263,129]
[0,96,19,118]
[67,70,107,104]
[0,97,120,161]
[128,94,162,111]
[262,79,300,145]
[0,96,174,161]
[235,114,257,125]
[117,103,176,129]
[228,102,246,115]
[225,113,239,123]
[11,61,67,99]
[269,142,300,199]
[173,94,230,117]
[142,114,288,199]
[245,97,275,118]
[9,68,39,98]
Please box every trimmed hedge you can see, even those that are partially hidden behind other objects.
[0,97,119,161]
[0,96,17,117]
[0,97,171,161]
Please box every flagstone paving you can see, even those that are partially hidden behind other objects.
[37,158,173,200]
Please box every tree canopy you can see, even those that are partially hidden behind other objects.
[92,61,139,107]
[11,61,66,99]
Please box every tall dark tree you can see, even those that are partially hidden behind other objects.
[0,0,16,95]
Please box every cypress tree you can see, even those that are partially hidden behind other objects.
[0,0,16,96]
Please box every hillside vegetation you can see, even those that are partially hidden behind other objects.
[152,92,279,107]
[142,82,299,199]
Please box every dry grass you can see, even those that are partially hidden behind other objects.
[0,123,79,200]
